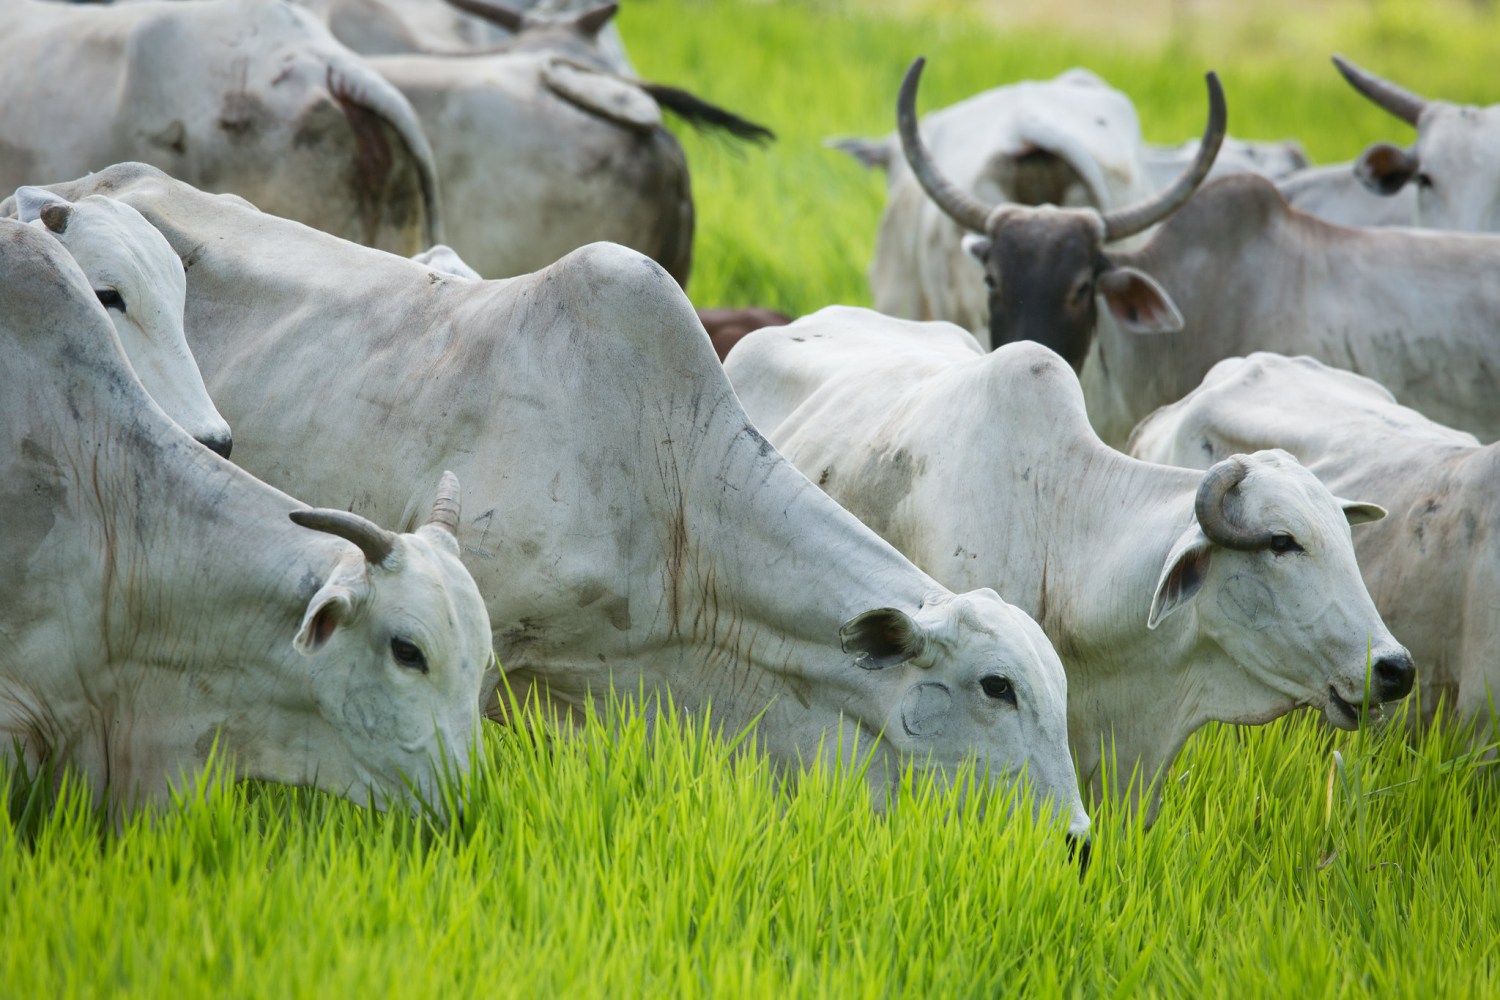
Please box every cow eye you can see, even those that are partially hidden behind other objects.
[95,288,126,313]
[1270,533,1304,554]
[390,636,429,674]
[980,674,1017,706]
[1415,172,1433,190]
[984,272,997,291]
[1069,279,1093,306]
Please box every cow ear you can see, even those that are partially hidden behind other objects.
[1339,498,1387,526]
[1354,142,1419,197]
[961,234,992,264]
[14,186,72,229]
[572,2,617,35]
[840,607,927,670]
[293,583,360,655]
[1149,525,1213,630]
[1099,266,1183,334]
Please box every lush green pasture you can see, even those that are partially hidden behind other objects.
[9,1,1500,996]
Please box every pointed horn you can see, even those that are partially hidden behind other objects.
[444,0,527,32]
[572,2,618,35]
[290,508,398,566]
[896,57,994,234]
[1102,71,1227,241]
[1194,457,1273,551]
[427,470,462,537]
[1332,54,1427,128]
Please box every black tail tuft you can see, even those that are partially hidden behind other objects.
[640,82,775,145]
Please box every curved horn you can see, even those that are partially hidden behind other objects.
[444,0,527,32]
[896,57,993,233]
[1194,457,1273,551]
[1102,71,1227,241]
[427,470,463,537]
[1332,54,1426,128]
[290,508,398,566]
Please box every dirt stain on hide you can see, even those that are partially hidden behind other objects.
[854,448,926,537]
[0,441,66,605]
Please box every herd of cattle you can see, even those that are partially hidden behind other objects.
[4,0,1497,850]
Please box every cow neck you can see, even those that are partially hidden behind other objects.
[1019,442,1217,811]
[21,363,361,809]
[503,412,940,755]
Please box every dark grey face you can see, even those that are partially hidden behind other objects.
[977,214,1104,373]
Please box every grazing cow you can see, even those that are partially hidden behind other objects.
[14,186,233,459]
[0,0,442,253]
[0,218,491,816]
[830,64,1161,342]
[9,165,1090,837]
[1130,353,1500,730]
[1071,172,1500,446]
[725,307,1411,817]
[1282,55,1500,231]
[368,1,771,282]
[891,57,1227,362]
[371,49,696,281]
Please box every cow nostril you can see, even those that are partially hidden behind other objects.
[1066,833,1092,878]
[200,434,233,460]
[1372,653,1415,701]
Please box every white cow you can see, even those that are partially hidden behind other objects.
[1130,353,1500,730]
[368,1,771,283]
[371,50,695,281]
[9,164,1090,839]
[14,186,233,458]
[0,0,442,254]
[300,0,633,74]
[1142,135,1308,190]
[725,307,1411,817]
[1277,162,1416,228]
[1282,56,1500,231]
[0,218,492,816]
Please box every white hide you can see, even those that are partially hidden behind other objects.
[296,0,634,72]
[0,218,491,816]
[726,307,1408,817]
[854,68,1157,342]
[411,242,482,280]
[0,0,441,253]
[1277,162,1417,228]
[14,186,233,457]
[1129,352,1500,728]
[1142,135,1309,190]
[372,50,692,281]
[6,164,1088,837]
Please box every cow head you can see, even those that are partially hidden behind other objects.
[1148,452,1413,728]
[895,57,1226,369]
[288,472,492,812]
[1337,55,1500,232]
[14,186,235,460]
[840,590,1090,847]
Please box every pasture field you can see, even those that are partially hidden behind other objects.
[8,0,1500,995]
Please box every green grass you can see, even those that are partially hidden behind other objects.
[9,1,1500,995]
[6,695,1500,996]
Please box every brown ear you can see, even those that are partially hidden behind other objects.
[39,203,72,234]
[1354,142,1419,197]
[1099,266,1184,334]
